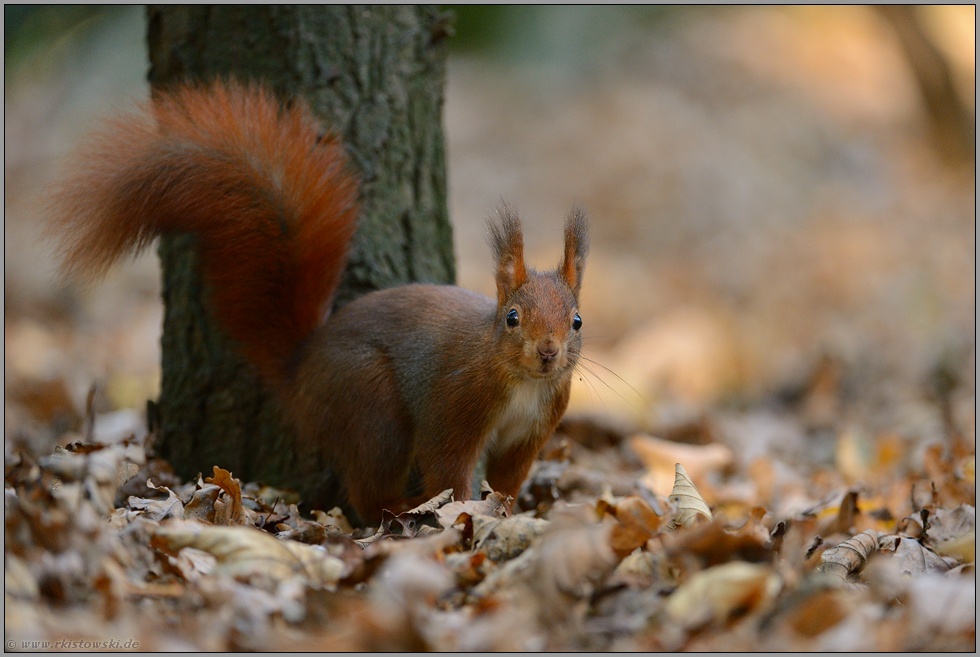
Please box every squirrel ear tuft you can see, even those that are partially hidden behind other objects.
[559,206,588,298]
[488,205,527,306]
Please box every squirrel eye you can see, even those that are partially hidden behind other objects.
[506,309,520,327]
[572,313,582,331]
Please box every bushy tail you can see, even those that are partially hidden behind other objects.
[48,81,359,382]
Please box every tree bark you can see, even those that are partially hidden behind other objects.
[145,5,454,509]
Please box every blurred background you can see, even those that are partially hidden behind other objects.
[4,6,975,480]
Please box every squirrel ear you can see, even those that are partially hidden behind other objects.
[559,206,589,298]
[488,206,528,306]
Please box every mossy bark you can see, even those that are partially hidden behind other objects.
[146,5,454,509]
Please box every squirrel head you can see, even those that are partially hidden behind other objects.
[489,206,589,381]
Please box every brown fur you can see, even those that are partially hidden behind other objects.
[49,81,589,522]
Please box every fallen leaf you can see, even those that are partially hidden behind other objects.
[662,517,772,566]
[204,467,246,525]
[435,492,509,530]
[183,484,221,523]
[128,480,184,521]
[528,511,618,622]
[312,507,355,535]
[785,588,850,638]
[933,529,974,563]
[153,521,347,588]
[923,504,975,544]
[817,529,879,581]
[668,463,713,529]
[405,489,455,515]
[168,546,216,582]
[610,549,667,589]
[600,495,666,558]
[665,561,781,628]
[471,514,549,562]
[882,535,954,575]
[905,574,977,637]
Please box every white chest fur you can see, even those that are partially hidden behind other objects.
[487,378,553,453]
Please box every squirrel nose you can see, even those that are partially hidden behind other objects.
[538,339,559,362]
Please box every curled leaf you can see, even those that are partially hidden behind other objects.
[668,463,712,530]
[817,529,879,581]
[204,466,246,525]
[405,489,455,515]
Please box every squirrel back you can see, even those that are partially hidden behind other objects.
[48,81,359,382]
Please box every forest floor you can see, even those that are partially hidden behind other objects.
[4,6,975,651]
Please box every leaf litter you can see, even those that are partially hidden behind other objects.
[5,412,974,651]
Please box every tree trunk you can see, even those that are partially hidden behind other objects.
[146,5,454,510]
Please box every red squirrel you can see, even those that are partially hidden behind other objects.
[49,81,588,521]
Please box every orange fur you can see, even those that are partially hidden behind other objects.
[48,81,359,382]
[49,81,590,522]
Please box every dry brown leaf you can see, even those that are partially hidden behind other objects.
[183,484,221,522]
[610,549,667,589]
[882,535,954,575]
[377,489,456,538]
[364,527,462,563]
[38,442,143,515]
[405,489,455,515]
[471,514,549,562]
[153,521,347,588]
[668,463,713,529]
[933,529,975,563]
[665,561,781,629]
[600,494,666,558]
[629,434,733,497]
[469,543,537,602]
[785,588,850,638]
[443,550,490,587]
[923,504,975,544]
[662,517,772,566]
[204,466,247,525]
[435,492,509,529]
[817,529,879,581]
[277,522,329,545]
[905,574,977,638]
[528,512,619,622]
[128,479,184,521]
[370,552,454,610]
[243,482,302,507]
[167,546,216,582]
[312,507,355,535]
